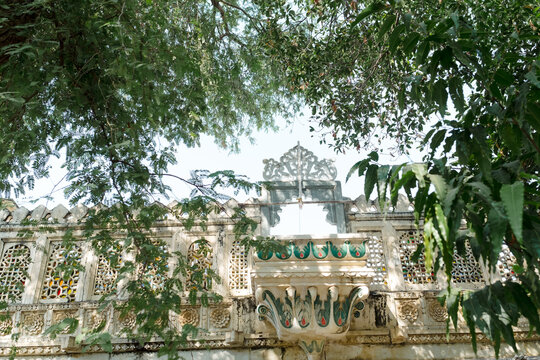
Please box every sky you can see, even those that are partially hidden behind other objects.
[16,113,423,211]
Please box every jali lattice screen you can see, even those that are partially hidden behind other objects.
[398,231,436,284]
[93,254,120,295]
[363,234,387,285]
[41,243,81,301]
[187,241,213,290]
[0,244,31,303]
[228,239,249,291]
[451,243,484,283]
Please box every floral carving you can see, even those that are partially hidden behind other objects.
[0,316,12,336]
[117,312,136,332]
[262,144,337,181]
[22,313,44,335]
[53,310,77,334]
[86,310,106,331]
[428,300,448,322]
[398,300,419,323]
[179,309,199,327]
[210,308,230,328]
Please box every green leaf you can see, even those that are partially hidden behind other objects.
[351,2,386,27]
[461,292,478,354]
[423,218,435,270]
[430,129,446,153]
[506,282,540,334]
[428,174,447,202]
[468,182,493,202]
[402,32,421,54]
[415,40,430,66]
[411,163,427,187]
[390,170,414,206]
[377,13,396,40]
[389,24,406,54]
[449,77,465,113]
[433,79,448,115]
[500,181,524,243]
[494,69,514,88]
[434,203,449,245]
[445,288,461,331]
[346,158,370,182]
[364,164,378,201]
[486,204,507,268]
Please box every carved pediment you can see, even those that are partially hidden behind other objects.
[263,144,337,181]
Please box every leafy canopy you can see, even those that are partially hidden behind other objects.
[259,0,540,356]
[1,0,290,357]
[2,0,540,357]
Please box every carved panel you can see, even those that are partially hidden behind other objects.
[397,300,419,323]
[52,310,78,334]
[85,309,106,331]
[228,239,249,292]
[398,231,436,285]
[41,243,81,301]
[0,244,31,303]
[210,307,230,328]
[115,312,136,335]
[179,308,200,327]
[0,315,12,336]
[427,299,448,322]
[21,312,44,335]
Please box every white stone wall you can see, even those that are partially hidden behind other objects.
[0,198,538,359]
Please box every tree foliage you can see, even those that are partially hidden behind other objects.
[0,0,289,357]
[260,0,540,356]
[2,0,540,357]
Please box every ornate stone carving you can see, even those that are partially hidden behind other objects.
[22,312,44,335]
[257,286,368,360]
[257,286,368,337]
[299,339,325,360]
[262,144,337,181]
[53,310,78,334]
[0,244,31,303]
[179,308,199,327]
[427,299,448,322]
[86,310,106,331]
[0,316,12,336]
[210,308,230,328]
[117,312,136,331]
[398,300,419,323]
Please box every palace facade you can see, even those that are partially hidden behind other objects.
[0,145,538,359]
